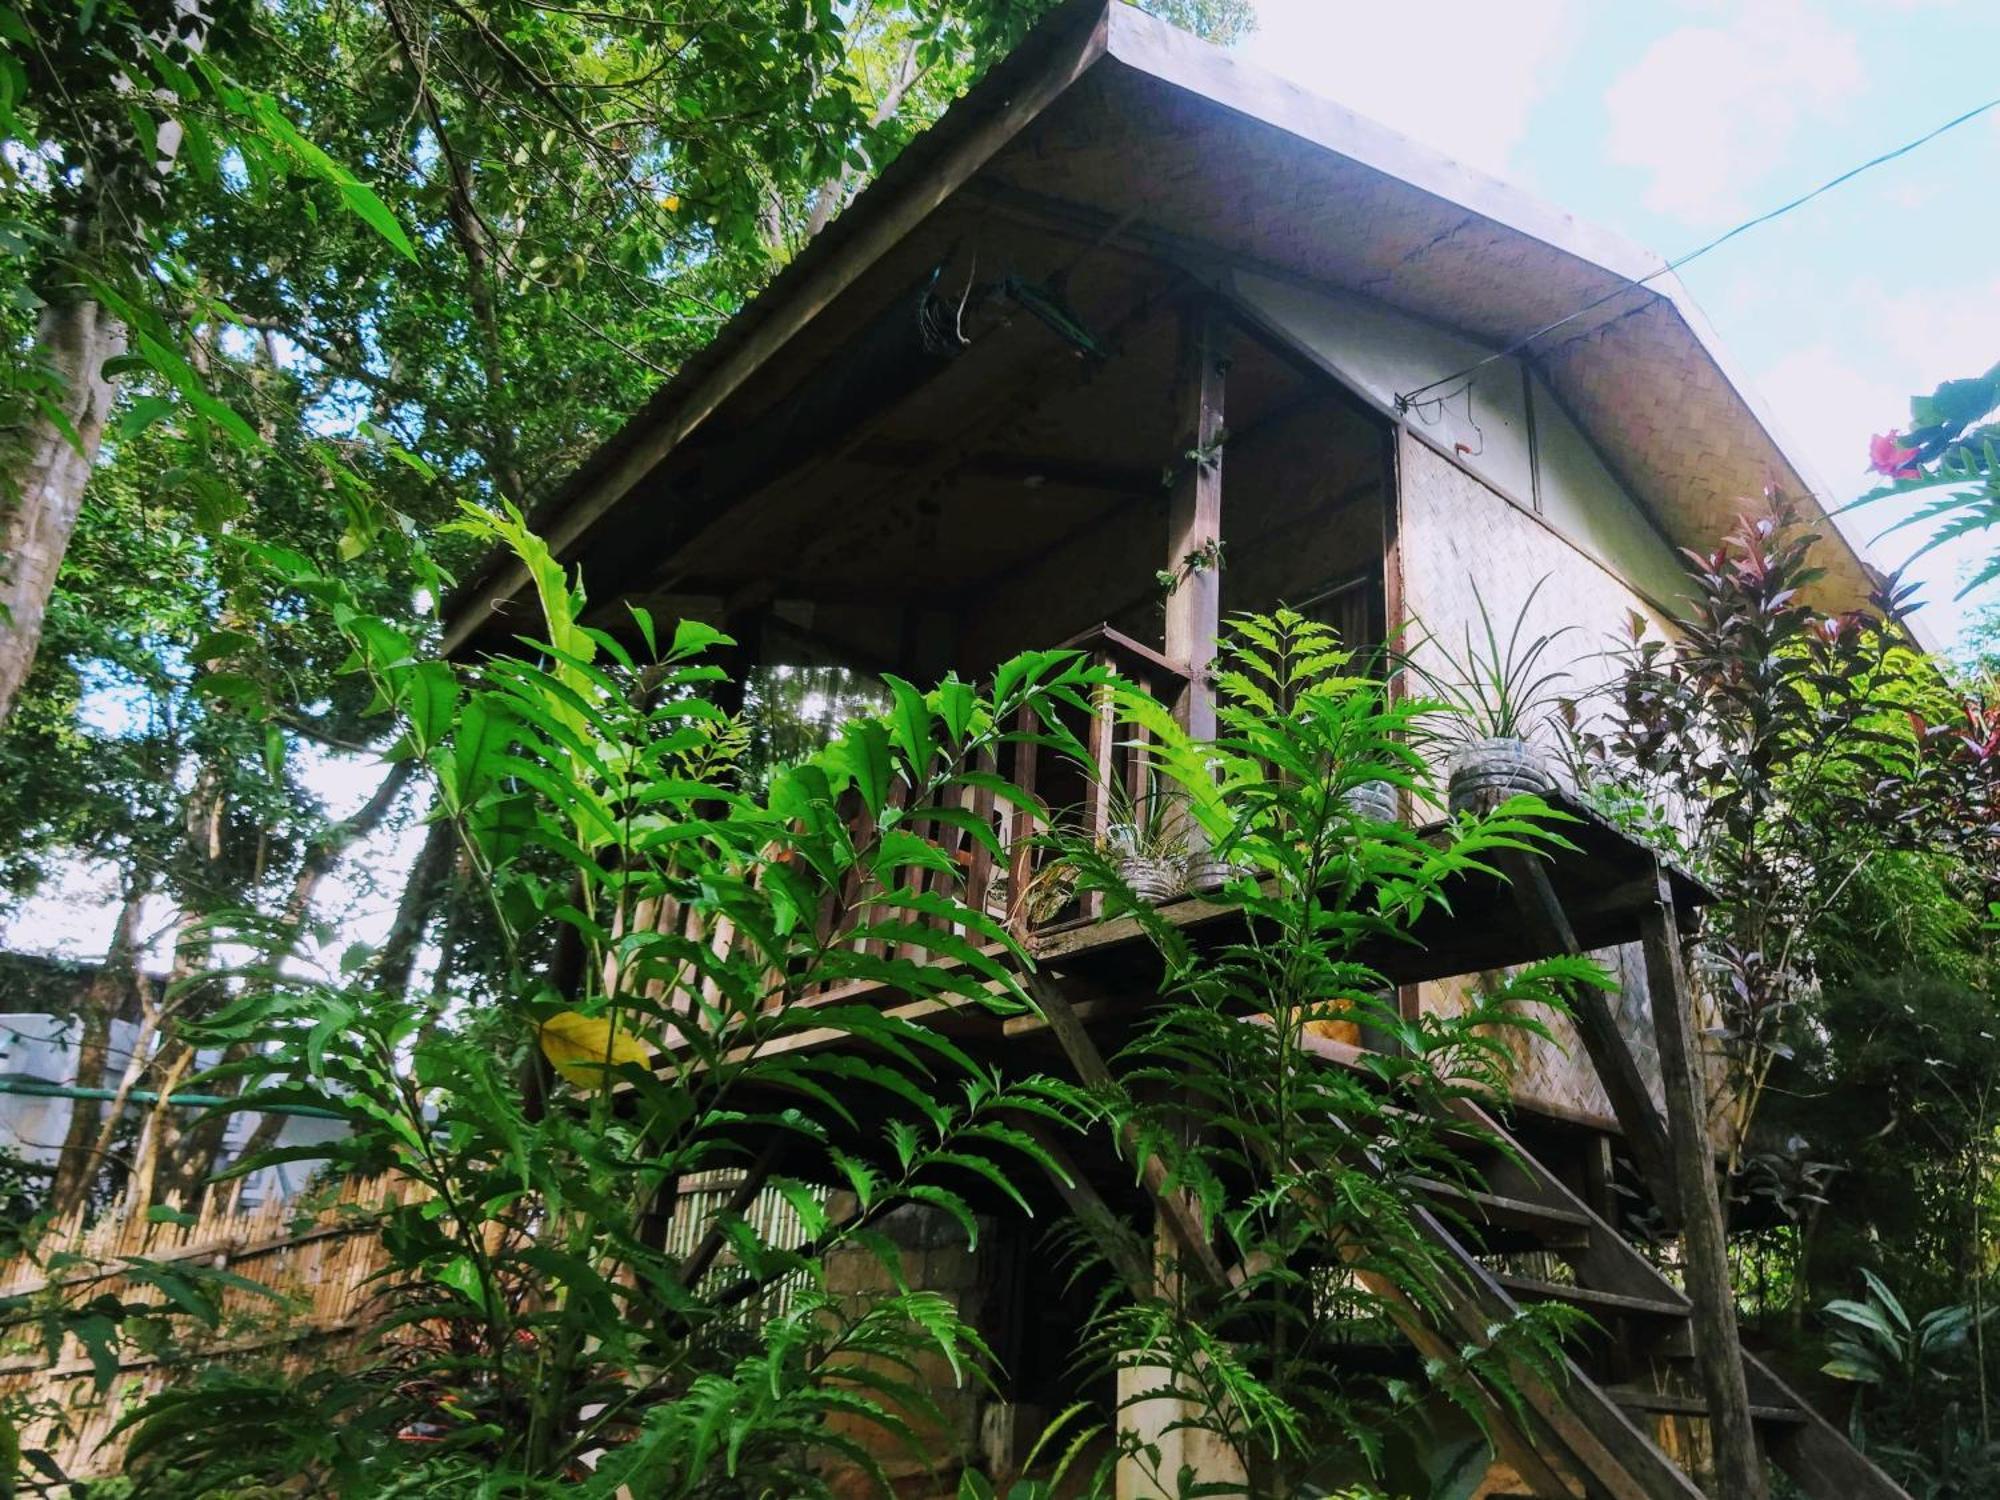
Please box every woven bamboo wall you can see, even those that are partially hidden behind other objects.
[1398,433,1675,1125]
[0,1175,417,1480]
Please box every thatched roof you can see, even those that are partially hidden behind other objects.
[445,0,1875,653]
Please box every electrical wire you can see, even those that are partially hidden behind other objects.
[1395,92,2000,413]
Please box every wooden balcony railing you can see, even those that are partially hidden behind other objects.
[824,623,1191,962]
[624,625,1194,1021]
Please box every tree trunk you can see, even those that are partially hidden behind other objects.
[283,760,415,928]
[373,811,455,999]
[151,764,413,1207]
[382,0,528,508]
[0,289,127,727]
[0,2,207,730]
[155,1039,245,1208]
[46,884,149,1219]
[121,1043,196,1214]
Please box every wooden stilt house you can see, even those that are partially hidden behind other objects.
[446,4,1906,1495]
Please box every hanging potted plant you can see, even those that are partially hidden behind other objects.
[1411,577,1573,817]
[1103,779,1190,904]
[1339,776,1401,825]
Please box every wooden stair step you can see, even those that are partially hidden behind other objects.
[1491,1272,1689,1319]
[1605,1384,1806,1424]
[1376,1103,1498,1147]
[1405,1176,1592,1238]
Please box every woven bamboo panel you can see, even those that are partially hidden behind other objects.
[1398,438,1669,1122]
[0,1174,419,1479]
[1398,429,1674,717]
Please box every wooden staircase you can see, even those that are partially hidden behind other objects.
[1384,1093,1911,1500]
[1019,826,1913,1500]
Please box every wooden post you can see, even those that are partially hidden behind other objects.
[1640,869,1767,1500]
[1007,706,1040,942]
[1165,302,1226,744]
[1082,661,1117,920]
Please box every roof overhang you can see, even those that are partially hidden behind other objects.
[443,0,1886,655]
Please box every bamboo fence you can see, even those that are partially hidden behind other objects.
[0,1170,809,1482]
[0,1174,417,1481]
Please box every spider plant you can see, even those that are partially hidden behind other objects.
[1409,575,1575,744]
[1101,773,1191,902]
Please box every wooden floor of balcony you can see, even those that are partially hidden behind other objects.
[702,784,1710,1080]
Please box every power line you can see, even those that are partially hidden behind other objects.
[1395,92,2000,413]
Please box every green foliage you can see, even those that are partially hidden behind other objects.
[1057,610,1602,1493]
[1823,1270,1979,1389]
[1570,494,1937,1164]
[1851,362,2000,599]
[1130,0,1257,46]
[1571,499,2000,1481]
[108,513,1106,1495]
[1819,1272,2000,1497]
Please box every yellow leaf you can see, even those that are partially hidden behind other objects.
[538,1009,649,1089]
[661,193,680,212]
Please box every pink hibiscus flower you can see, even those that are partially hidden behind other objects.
[1869,431,1920,480]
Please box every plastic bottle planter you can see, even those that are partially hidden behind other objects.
[1184,851,1253,894]
[1446,736,1552,816]
[1117,855,1185,905]
[1340,779,1401,825]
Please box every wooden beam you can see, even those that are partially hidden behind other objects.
[1494,847,1682,1233]
[844,439,1164,497]
[1164,301,1226,742]
[1640,869,1768,1500]
[443,3,1114,654]
[1025,971,1228,1289]
[1018,1120,1154,1298]
[676,1137,783,1289]
[1744,1351,1914,1500]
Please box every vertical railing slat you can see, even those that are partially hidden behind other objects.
[1007,705,1040,943]
[966,745,998,930]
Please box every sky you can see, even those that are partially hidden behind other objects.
[1239,0,2000,647]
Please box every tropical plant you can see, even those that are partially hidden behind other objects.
[96,509,1116,1496]
[1408,577,1573,743]
[1567,493,1931,1173]
[1854,362,2000,599]
[1824,1270,1982,1390]
[1055,609,1610,1495]
[1823,1270,2000,1494]
[1103,771,1193,865]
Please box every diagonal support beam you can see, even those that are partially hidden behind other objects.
[1641,868,1768,1500]
[1495,846,1682,1233]
[1025,971,1228,1289]
[1018,1120,1155,1299]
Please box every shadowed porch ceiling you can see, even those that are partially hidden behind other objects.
[445,0,1873,658]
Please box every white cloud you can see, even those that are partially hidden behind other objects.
[1876,275,2000,379]
[1604,1,1863,222]
[1752,276,2000,642]
[1757,340,1902,500]
[1242,0,1575,179]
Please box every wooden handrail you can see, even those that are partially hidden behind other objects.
[1052,622,1190,685]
